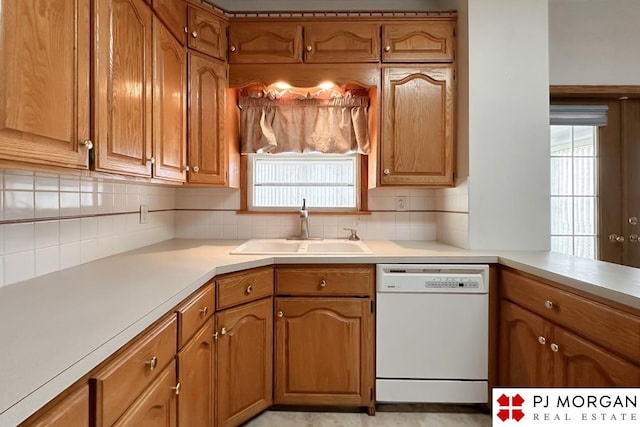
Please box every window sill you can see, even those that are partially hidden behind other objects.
[235,210,372,216]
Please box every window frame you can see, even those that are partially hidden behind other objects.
[239,154,370,214]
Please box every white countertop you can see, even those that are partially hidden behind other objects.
[1,239,639,426]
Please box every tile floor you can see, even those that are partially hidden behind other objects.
[243,405,492,427]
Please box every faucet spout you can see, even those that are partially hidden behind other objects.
[300,198,309,239]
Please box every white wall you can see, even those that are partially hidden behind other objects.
[549,0,640,85]
[467,0,550,250]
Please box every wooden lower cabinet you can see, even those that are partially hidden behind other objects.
[113,362,178,426]
[216,297,273,427]
[22,385,89,427]
[499,300,640,387]
[177,318,215,426]
[274,297,374,407]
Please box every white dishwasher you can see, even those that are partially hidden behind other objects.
[376,264,489,404]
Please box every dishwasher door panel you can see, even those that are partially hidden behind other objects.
[376,293,488,379]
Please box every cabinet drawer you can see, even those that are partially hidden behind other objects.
[276,265,374,296]
[91,315,177,427]
[382,22,455,62]
[217,267,274,309]
[500,268,640,362]
[176,283,215,348]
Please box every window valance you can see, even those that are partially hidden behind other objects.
[239,92,370,154]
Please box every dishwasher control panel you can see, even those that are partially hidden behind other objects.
[376,264,489,294]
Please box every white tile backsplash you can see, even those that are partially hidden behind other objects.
[0,169,176,288]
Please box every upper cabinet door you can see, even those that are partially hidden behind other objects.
[382,22,455,63]
[228,23,303,64]
[188,52,228,185]
[94,0,153,177]
[381,66,455,186]
[153,17,187,182]
[0,0,90,169]
[303,23,380,63]
[152,0,187,44]
[187,6,227,61]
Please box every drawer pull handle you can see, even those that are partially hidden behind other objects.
[246,285,253,294]
[230,45,237,52]
[384,45,391,52]
[550,343,559,352]
[145,356,158,370]
[277,311,284,318]
[537,336,546,345]
[319,279,327,288]
[199,306,208,317]
[171,382,181,395]
[544,300,554,309]
[191,31,198,38]
[306,45,313,52]
[220,327,228,336]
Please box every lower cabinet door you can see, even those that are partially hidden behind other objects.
[552,326,640,387]
[113,362,178,427]
[216,298,273,427]
[275,297,374,406]
[499,300,554,387]
[23,385,89,427]
[177,318,215,426]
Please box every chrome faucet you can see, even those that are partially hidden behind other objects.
[299,199,309,239]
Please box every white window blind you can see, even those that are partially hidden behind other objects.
[550,105,609,126]
[248,153,358,210]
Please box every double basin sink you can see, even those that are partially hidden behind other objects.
[231,239,372,255]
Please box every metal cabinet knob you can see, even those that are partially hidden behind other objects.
[230,45,237,52]
[383,168,390,175]
[609,234,625,243]
[319,279,327,288]
[171,382,181,395]
[82,139,93,150]
[199,306,208,317]
[246,285,253,294]
[306,45,313,52]
[191,31,198,38]
[630,234,639,243]
[550,343,559,352]
[384,45,391,52]
[277,311,284,318]
[538,336,546,345]
[192,165,200,173]
[213,331,219,340]
[148,157,155,165]
[184,165,190,173]
[629,216,638,225]
[544,300,554,309]
[145,355,158,370]
[220,327,228,335]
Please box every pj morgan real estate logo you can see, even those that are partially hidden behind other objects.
[493,388,640,426]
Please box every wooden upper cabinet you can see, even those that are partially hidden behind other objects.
[275,297,374,406]
[188,6,227,61]
[380,66,455,186]
[303,23,380,63]
[93,0,153,177]
[228,23,303,64]
[188,52,229,185]
[0,0,90,169]
[151,0,187,44]
[153,17,187,182]
[382,21,456,62]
